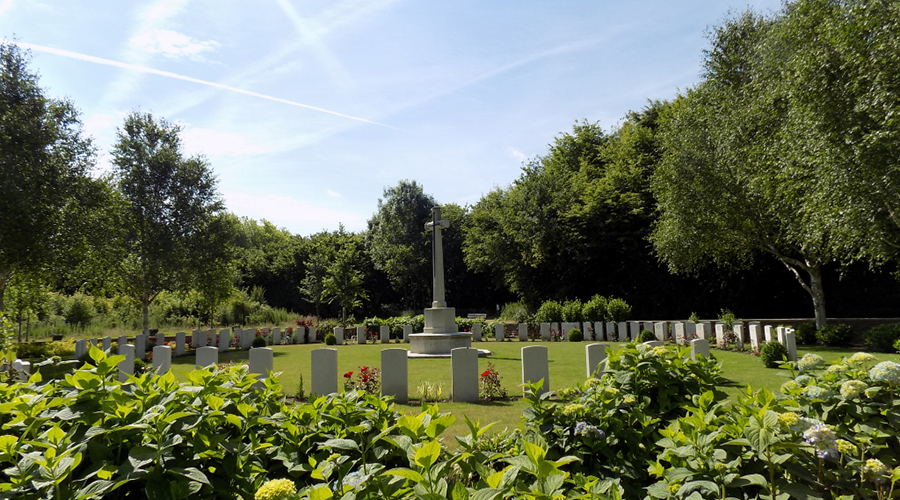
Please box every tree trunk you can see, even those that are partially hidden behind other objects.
[0,268,9,312]
[808,264,827,329]
[142,297,150,336]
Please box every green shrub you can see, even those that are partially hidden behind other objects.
[13,340,76,360]
[561,299,584,323]
[815,323,854,347]
[582,295,608,322]
[324,333,336,345]
[864,323,900,353]
[606,297,632,322]
[796,321,818,345]
[639,329,656,342]
[567,328,583,342]
[535,300,563,324]
[64,294,94,330]
[499,301,530,323]
[760,340,787,368]
[251,335,267,348]
[894,338,900,353]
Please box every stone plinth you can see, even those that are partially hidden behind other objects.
[409,332,473,355]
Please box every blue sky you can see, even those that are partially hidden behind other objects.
[3,0,782,236]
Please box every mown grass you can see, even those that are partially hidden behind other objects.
[161,340,900,441]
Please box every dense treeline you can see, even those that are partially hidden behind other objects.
[2,0,900,337]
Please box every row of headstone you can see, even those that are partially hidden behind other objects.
[9,358,31,381]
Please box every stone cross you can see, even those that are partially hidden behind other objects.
[424,206,450,308]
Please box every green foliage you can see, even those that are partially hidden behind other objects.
[561,299,584,323]
[568,328,583,342]
[582,295,608,322]
[688,311,700,323]
[605,298,631,322]
[324,333,336,345]
[251,335,267,348]
[479,362,507,401]
[717,308,737,330]
[534,300,563,324]
[63,293,94,330]
[796,321,818,345]
[760,341,787,368]
[498,301,529,323]
[12,340,75,360]
[895,338,900,354]
[864,323,900,353]
[639,330,656,343]
[816,323,855,347]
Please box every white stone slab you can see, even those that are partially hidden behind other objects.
[643,340,664,348]
[606,322,615,340]
[764,325,774,343]
[618,322,628,341]
[175,332,185,356]
[191,329,202,348]
[241,329,253,350]
[356,326,366,344]
[101,336,111,352]
[472,323,482,341]
[701,322,712,339]
[695,322,707,340]
[715,324,727,349]
[551,322,560,336]
[629,321,640,341]
[380,325,390,343]
[674,322,686,345]
[249,347,274,389]
[218,329,230,352]
[118,344,134,382]
[654,322,667,342]
[582,322,592,340]
[594,322,603,341]
[403,324,412,342]
[134,335,146,360]
[155,333,165,349]
[381,348,408,403]
[776,326,786,344]
[691,339,710,360]
[295,326,305,344]
[686,321,696,340]
[494,323,504,341]
[518,323,527,342]
[585,343,607,378]
[271,328,280,345]
[117,336,128,354]
[562,322,575,338]
[311,348,338,396]
[309,326,317,343]
[152,345,171,374]
[784,330,798,361]
[451,348,479,402]
[196,346,218,368]
[732,323,745,348]
[521,345,549,396]
[749,323,762,353]
[13,359,30,381]
[334,327,344,345]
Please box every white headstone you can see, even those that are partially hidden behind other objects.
[784,330,798,361]
[606,322,615,341]
[155,333,165,348]
[334,327,344,345]
[686,321,696,340]
[295,326,306,344]
[89,338,98,348]
[241,329,253,350]
[540,323,550,341]
[594,321,604,341]
[695,322,707,340]
[249,347,274,389]
[654,322,667,342]
[451,348,479,402]
[518,323,527,342]
[356,326,366,345]
[585,343,607,378]
[380,325,390,343]
[403,324,412,342]
[764,325,774,343]
[494,323,504,341]
[196,346,218,368]
[691,339,710,360]
[582,322,592,340]
[101,336,112,352]
[175,332,186,356]
[732,323,745,348]
[152,345,171,374]
[118,344,134,382]
[472,323,482,341]
[749,323,762,353]
[219,329,230,352]
[117,336,128,354]
[562,323,575,338]
[701,322,712,339]
[134,335,146,360]
[641,322,652,335]
[715,324,727,349]
[643,340,664,348]
[381,348,408,403]
[311,348,338,396]
[309,326,317,343]
[192,329,202,349]
[776,326,786,344]
[629,321,641,341]
[674,322,686,345]
[272,328,281,345]
[551,322,560,337]
[521,345,549,396]
[13,359,31,381]
[618,322,628,341]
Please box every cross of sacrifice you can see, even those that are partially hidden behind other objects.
[424,206,450,308]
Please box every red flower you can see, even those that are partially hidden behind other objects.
[481,370,490,377]
[343,371,353,379]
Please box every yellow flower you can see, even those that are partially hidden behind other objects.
[562,403,586,416]
[777,412,799,427]
[585,378,603,388]
[827,364,847,373]
[652,346,668,356]
[255,479,297,500]
[602,387,620,398]
[623,395,636,405]
[836,439,858,456]
[865,458,890,476]
[847,352,876,365]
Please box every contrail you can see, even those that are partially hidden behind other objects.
[7,40,393,128]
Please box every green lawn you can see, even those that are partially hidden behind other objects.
[158,340,900,442]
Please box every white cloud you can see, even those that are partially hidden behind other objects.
[224,191,366,234]
[327,190,341,197]
[130,28,220,61]
[0,0,15,15]
[180,127,269,157]
[507,147,527,163]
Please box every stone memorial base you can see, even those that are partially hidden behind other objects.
[408,332,490,358]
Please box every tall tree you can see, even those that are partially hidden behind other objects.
[100,112,234,335]
[651,10,842,328]
[366,180,435,310]
[0,42,94,310]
